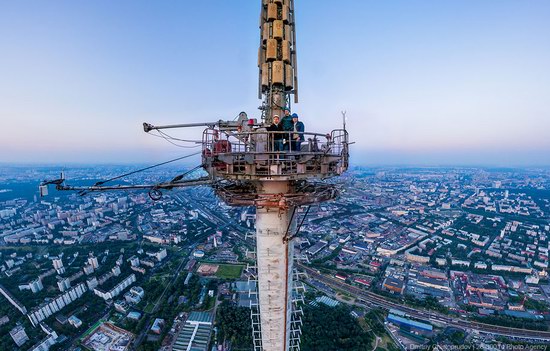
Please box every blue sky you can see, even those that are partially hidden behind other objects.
[1,1,549,166]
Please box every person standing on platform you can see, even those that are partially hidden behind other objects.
[281,108,293,150]
[267,115,283,151]
[290,113,304,152]
[281,108,293,131]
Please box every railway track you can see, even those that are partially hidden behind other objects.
[298,264,550,341]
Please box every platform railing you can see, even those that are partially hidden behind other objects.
[201,128,349,178]
[202,129,347,157]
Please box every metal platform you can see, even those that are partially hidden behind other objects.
[213,181,338,208]
[202,129,348,182]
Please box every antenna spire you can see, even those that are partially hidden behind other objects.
[258,0,298,125]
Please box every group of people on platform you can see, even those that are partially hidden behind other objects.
[266,107,305,151]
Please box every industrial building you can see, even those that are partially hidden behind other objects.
[172,312,213,351]
[387,314,433,334]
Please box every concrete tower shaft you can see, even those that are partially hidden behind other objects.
[255,181,295,351]
[259,0,298,125]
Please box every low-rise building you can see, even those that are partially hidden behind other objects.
[10,325,29,347]
[383,277,404,294]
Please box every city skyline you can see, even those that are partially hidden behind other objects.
[1,1,550,166]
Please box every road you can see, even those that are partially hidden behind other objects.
[298,264,550,342]
[372,336,381,351]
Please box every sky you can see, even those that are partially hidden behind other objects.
[1,1,549,166]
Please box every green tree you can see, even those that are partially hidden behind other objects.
[301,304,372,351]
[216,301,253,349]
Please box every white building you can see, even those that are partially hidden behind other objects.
[83,265,94,275]
[10,325,29,347]
[526,275,540,284]
[492,265,532,274]
[156,248,167,261]
[52,257,63,270]
[30,278,44,293]
[111,265,121,276]
[451,259,470,267]
[68,315,82,328]
[27,283,86,327]
[124,291,142,304]
[129,256,140,267]
[474,262,488,269]
[88,256,99,269]
[57,277,71,292]
[94,274,136,301]
[86,277,98,290]
[130,286,144,299]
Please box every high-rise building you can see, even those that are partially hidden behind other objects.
[30,278,43,293]
[111,265,121,276]
[156,248,167,261]
[0,284,27,314]
[88,255,99,269]
[57,277,71,292]
[86,277,98,290]
[83,265,94,275]
[52,257,65,274]
[27,283,87,327]
[93,274,136,301]
[52,257,63,270]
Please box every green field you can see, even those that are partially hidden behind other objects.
[80,319,104,341]
[144,302,156,314]
[215,264,244,279]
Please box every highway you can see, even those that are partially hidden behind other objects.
[298,264,550,342]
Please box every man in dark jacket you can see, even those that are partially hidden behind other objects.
[267,115,283,151]
[290,113,305,151]
[280,108,293,150]
[281,107,293,130]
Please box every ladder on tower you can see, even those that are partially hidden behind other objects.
[246,251,263,351]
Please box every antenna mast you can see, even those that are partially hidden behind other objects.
[259,0,298,125]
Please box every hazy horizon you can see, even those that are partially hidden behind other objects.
[1,1,549,166]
